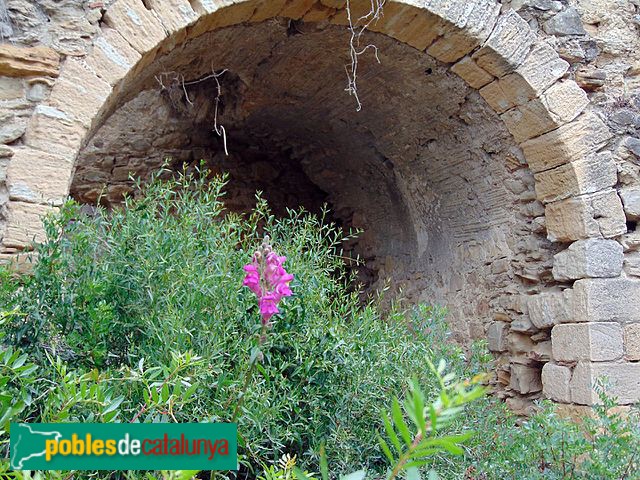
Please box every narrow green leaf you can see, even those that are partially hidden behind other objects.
[382,413,402,453]
[392,398,412,446]
[102,395,124,415]
[319,442,329,480]
[379,436,396,464]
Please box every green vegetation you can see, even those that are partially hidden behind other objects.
[1,170,639,479]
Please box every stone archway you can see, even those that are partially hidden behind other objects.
[1,0,637,407]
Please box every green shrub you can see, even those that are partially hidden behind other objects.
[1,169,470,477]
[453,384,640,480]
[4,168,638,480]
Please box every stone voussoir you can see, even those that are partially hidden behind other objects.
[534,151,617,204]
[3,201,55,249]
[521,111,613,174]
[103,0,168,54]
[86,28,143,87]
[451,55,494,88]
[47,58,113,129]
[501,80,589,143]
[144,0,199,34]
[23,105,88,158]
[425,0,500,64]
[471,10,536,78]
[499,42,569,106]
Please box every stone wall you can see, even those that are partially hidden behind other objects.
[494,0,640,407]
[0,0,638,409]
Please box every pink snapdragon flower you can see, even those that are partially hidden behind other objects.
[242,240,294,325]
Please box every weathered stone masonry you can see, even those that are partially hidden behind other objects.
[0,0,639,408]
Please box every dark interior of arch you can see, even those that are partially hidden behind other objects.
[70,19,557,342]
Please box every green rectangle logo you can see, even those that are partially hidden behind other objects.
[10,423,237,471]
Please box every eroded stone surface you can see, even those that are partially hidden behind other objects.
[573,277,640,323]
[0,44,59,77]
[571,361,640,405]
[551,322,623,362]
[552,239,623,281]
[542,362,572,403]
[527,289,574,328]
[544,189,626,242]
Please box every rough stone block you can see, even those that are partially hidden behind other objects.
[426,0,499,63]
[501,80,589,142]
[508,331,535,353]
[620,231,640,253]
[23,106,88,158]
[573,277,640,323]
[479,80,515,114]
[510,363,542,394]
[47,58,112,129]
[571,361,640,405]
[624,323,640,361]
[552,239,623,281]
[302,3,336,22]
[488,321,509,352]
[542,362,572,403]
[103,0,167,54]
[0,45,60,78]
[3,201,54,249]
[521,112,613,174]
[472,10,535,77]
[624,252,640,277]
[552,322,623,362]
[527,289,574,328]
[544,189,627,242]
[7,147,74,205]
[251,0,289,21]
[145,0,198,33]
[189,0,234,14]
[451,56,493,88]
[620,187,640,220]
[282,0,319,20]
[0,77,25,101]
[86,28,142,87]
[391,11,443,50]
[534,152,617,204]
[0,106,28,143]
[498,42,569,106]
